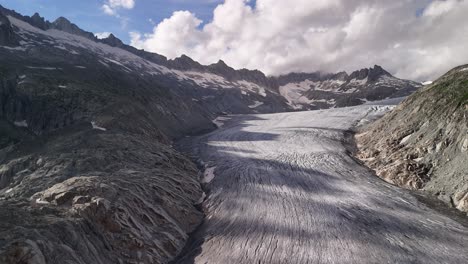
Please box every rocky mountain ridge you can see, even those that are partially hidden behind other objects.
[0,5,420,111]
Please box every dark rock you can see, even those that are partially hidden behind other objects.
[51,17,96,40]
[0,10,17,46]
[168,54,204,71]
[99,33,124,47]
[30,12,48,30]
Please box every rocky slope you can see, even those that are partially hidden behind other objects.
[357,64,468,215]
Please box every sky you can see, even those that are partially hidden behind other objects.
[0,0,467,82]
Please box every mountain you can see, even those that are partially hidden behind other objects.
[357,65,468,214]
[276,65,421,110]
[0,5,420,114]
[0,5,423,264]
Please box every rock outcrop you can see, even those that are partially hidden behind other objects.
[0,129,204,264]
[52,17,96,40]
[0,10,17,46]
[357,64,468,214]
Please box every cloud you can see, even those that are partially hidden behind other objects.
[95,32,112,39]
[102,0,135,16]
[131,11,203,58]
[130,0,468,81]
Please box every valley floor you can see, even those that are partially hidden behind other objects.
[176,104,468,263]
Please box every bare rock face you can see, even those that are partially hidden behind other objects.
[357,64,468,214]
[51,17,96,40]
[0,10,17,46]
[0,129,204,264]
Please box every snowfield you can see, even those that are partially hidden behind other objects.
[177,103,468,263]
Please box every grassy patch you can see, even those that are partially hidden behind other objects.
[459,80,468,103]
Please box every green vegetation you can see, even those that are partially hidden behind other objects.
[460,80,468,103]
[431,73,468,107]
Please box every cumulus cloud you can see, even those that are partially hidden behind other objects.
[102,0,135,16]
[130,0,468,81]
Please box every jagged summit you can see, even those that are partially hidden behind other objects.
[349,65,392,82]
[100,33,124,47]
[211,59,229,68]
[30,12,47,30]
[169,54,204,71]
[52,16,95,39]
[208,60,237,77]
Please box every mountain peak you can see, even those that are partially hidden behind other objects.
[52,16,74,31]
[215,59,228,66]
[208,59,236,77]
[30,12,47,30]
[169,54,204,70]
[31,12,42,19]
[53,16,71,26]
[348,65,392,82]
[51,15,95,40]
[368,65,392,81]
[99,33,124,47]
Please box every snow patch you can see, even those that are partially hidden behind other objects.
[184,71,232,89]
[26,66,60,70]
[91,121,107,131]
[349,77,368,86]
[75,65,86,69]
[400,134,412,145]
[343,87,357,93]
[58,85,67,88]
[249,101,264,109]
[203,167,216,183]
[14,120,28,127]
[279,80,316,108]
[459,67,468,72]
[0,45,27,51]
[212,116,230,128]
[422,81,433,85]
[35,198,50,205]
[236,80,267,97]
[5,188,13,194]
[309,99,336,105]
